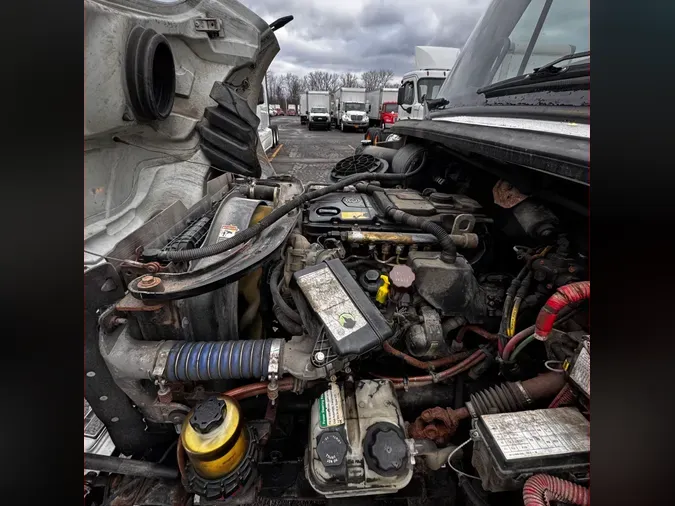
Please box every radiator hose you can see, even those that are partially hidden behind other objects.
[152,152,426,262]
[534,281,590,341]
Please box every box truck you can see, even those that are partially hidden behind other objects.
[332,87,368,132]
[287,104,297,116]
[306,91,331,130]
[366,87,399,129]
[397,46,460,121]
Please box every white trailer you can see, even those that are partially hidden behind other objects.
[366,88,399,128]
[333,87,368,132]
[255,77,278,152]
[398,46,460,121]
[306,91,331,131]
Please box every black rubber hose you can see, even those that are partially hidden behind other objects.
[270,262,302,325]
[84,453,179,480]
[275,307,303,335]
[155,156,426,262]
[458,475,491,506]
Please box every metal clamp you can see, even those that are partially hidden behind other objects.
[268,339,283,380]
[514,381,533,406]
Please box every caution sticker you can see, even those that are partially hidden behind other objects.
[319,383,344,428]
[217,224,239,241]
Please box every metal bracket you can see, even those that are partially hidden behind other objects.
[194,18,224,38]
[451,213,476,235]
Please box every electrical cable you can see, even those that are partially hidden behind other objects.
[447,439,481,480]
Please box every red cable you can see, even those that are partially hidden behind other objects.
[535,281,590,341]
[500,324,535,361]
[523,474,590,506]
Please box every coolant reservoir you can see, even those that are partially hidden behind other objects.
[181,396,248,480]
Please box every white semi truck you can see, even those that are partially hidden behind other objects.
[256,77,279,152]
[397,46,460,121]
[332,87,368,132]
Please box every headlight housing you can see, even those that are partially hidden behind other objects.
[342,114,350,121]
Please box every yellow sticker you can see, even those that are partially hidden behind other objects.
[341,211,368,220]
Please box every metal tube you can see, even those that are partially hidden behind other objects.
[84,453,179,479]
[343,230,479,248]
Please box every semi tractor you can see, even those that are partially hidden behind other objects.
[332,87,368,132]
[397,46,460,121]
[366,87,399,129]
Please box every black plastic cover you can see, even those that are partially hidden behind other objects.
[293,259,392,356]
[190,397,226,434]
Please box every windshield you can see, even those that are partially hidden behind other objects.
[383,103,398,113]
[418,78,445,102]
[438,0,589,108]
[311,107,327,113]
[343,102,366,111]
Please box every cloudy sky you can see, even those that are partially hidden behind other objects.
[241,0,491,81]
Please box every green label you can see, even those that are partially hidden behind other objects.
[318,383,344,428]
[319,394,327,427]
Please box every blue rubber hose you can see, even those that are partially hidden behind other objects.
[165,339,275,382]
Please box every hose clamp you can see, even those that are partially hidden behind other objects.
[152,341,174,380]
[268,339,283,380]
[514,381,533,406]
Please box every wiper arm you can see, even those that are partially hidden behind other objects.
[477,51,590,99]
[532,50,590,75]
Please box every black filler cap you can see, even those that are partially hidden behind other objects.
[190,397,226,434]
[367,425,408,475]
[317,431,347,468]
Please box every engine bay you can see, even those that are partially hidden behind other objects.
[86,145,590,505]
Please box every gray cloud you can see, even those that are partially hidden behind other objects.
[241,0,490,79]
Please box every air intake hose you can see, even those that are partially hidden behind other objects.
[165,339,281,382]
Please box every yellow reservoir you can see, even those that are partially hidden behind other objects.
[180,396,249,480]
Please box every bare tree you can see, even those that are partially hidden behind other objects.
[339,72,361,88]
[304,71,341,92]
[283,73,303,106]
[360,69,395,91]
[266,71,286,106]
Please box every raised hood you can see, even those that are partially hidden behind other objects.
[84,0,281,266]
[415,46,460,70]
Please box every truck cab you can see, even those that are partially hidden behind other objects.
[333,87,369,132]
[397,46,460,121]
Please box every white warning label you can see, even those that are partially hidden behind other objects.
[217,224,239,241]
[319,383,344,428]
[481,407,590,462]
[296,267,367,341]
[570,341,590,397]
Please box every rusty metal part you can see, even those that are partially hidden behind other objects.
[137,275,163,291]
[493,180,528,208]
[408,406,470,446]
[115,292,164,312]
[342,230,479,248]
[157,384,173,404]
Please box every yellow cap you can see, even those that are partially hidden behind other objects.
[375,275,390,304]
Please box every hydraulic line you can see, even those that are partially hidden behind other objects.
[153,156,426,263]
[84,453,179,480]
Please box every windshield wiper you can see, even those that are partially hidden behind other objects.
[477,50,590,99]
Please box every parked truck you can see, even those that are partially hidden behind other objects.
[287,104,297,116]
[299,92,309,124]
[306,91,331,131]
[397,46,460,121]
[366,88,399,129]
[332,87,368,132]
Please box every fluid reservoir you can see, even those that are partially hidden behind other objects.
[180,396,249,480]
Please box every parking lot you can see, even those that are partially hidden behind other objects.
[267,115,365,183]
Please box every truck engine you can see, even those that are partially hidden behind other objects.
[87,143,589,506]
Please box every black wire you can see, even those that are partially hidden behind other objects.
[157,440,178,464]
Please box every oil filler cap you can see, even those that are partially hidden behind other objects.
[367,426,408,475]
[190,397,226,434]
[317,431,347,468]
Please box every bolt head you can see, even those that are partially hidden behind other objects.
[315,351,326,363]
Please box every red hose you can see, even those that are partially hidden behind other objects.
[548,384,575,408]
[535,281,590,341]
[523,474,590,506]
[455,325,498,343]
[375,350,485,385]
[382,341,472,371]
[222,377,296,400]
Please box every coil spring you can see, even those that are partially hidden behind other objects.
[166,340,275,382]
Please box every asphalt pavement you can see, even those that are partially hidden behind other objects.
[267,115,365,183]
